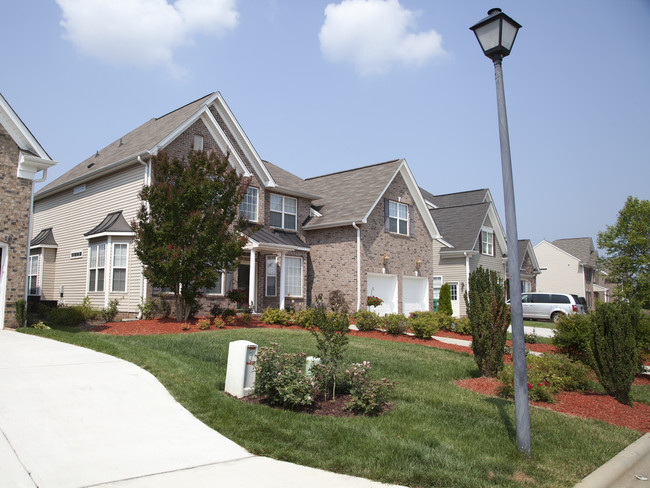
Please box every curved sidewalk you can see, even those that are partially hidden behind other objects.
[0,330,402,488]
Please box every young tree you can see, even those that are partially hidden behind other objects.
[438,283,453,316]
[597,196,650,308]
[465,266,510,377]
[133,150,249,321]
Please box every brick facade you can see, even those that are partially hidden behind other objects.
[0,125,33,328]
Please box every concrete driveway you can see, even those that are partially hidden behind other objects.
[0,330,402,488]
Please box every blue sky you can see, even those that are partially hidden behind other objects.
[2,0,649,253]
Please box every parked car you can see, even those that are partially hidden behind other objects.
[511,292,585,323]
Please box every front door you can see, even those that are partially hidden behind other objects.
[237,265,250,297]
[449,282,460,317]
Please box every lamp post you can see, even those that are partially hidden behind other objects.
[470,8,531,455]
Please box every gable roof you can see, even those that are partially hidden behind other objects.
[36,92,272,200]
[517,239,540,271]
[262,160,322,200]
[552,238,598,267]
[421,188,489,208]
[430,202,491,252]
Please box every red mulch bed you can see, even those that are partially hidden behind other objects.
[92,318,650,432]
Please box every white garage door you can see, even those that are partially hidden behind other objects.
[367,273,398,316]
[402,276,429,316]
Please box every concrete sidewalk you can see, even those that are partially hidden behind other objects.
[0,330,403,488]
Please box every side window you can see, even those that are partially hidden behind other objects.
[203,273,224,295]
[552,294,570,303]
[266,256,277,296]
[270,194,297,231]
[88,243,106,292]
[433,276,443,300]
[28,255,39,295]
[521,293,529,303]
[239,187,258,222]
[112,243,128,292]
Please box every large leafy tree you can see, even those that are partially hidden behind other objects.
[597,196,650,308]
[133,150,249,321]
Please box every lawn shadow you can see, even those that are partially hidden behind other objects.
[486,397,516,444]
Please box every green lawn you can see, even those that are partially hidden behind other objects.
[19,326,641,488]
[524,320,556,330]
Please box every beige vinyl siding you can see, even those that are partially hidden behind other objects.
[33,163,145,312]
[534,241,585,296]
[432,239,469,315]
[40,248,57,300]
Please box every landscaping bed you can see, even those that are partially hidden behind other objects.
[93,317,649,432]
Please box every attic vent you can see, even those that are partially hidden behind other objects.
[87,162,95,169]
[70,251,83,259]
[73,184,86,194]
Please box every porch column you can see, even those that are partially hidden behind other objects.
[248,250,256,311]
[278,251,286,310]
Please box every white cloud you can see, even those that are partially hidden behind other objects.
[319,0,447,75]
[56,0,238,75]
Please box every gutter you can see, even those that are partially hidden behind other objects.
[352,222,361,312]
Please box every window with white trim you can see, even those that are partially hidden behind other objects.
[28,255,39,296]
[284,256,302,297]
[388,200,408,235]
[204,273,224,295]
[193,134,204,151]
[269,194,297,231]
[112,243,128,292]
[266,256,277,296]
[433,276,443,300]
[449,283,458,301]
[239,187,258,221]
[481,229,494,256]
[88,243,105,292]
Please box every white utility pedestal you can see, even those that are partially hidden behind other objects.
[224,340,257,398]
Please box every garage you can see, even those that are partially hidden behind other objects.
[367,273,398,315]
[402,276,429,316]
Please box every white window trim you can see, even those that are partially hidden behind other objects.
[70,250,83,259]
[111,243,129,293]
[204,272,225,295]
[283,256,303,298]
[481,227,494,256]
[269,194,297,231]
[388,200,409,236]
[87,243,106,293]
[266,255,277,297]
[28,255,39,296]
[432,275,443,300]
[193,134,204,151]
[239,187,259,222]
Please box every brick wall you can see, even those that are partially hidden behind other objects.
[0,125,33,328]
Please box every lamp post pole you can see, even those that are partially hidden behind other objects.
[493,54,531,455]
[470,8,531,455]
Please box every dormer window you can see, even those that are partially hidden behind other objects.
[270,194,297,231]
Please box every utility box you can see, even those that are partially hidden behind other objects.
[224,340,257,398]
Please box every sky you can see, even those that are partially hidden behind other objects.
[2,0,649,254]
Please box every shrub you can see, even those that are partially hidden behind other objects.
[81,296,98,320]
[254,344,315,409]
[214,317,225,329]
[138,298,158,320]
[383,313,407,335]
[409,311,440,339]
[329,290,349,312]
[345,377,395,416]
[453,317,472,335]
[99,299,120,323]
[353,310,381,332]
[498,353,593,403]
[260,307,290,325]
[524,333,538,344]
[586,301,640,405]
[158,299,172,318]
[438,283,453,316]
[465,266,510,377]
[47,306,86,327]
[209,304,225,318]
[226,288,247,308]
[239,312,252,325]
[552,313,591,363]
[14,299,28,327]
[221,308,237,319]
[292,307,315,328]
[197,318,211,330]
[30,321,51,330]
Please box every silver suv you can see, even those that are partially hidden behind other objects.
[519,292,585,323]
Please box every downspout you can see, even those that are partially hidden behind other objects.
[136,156,149,318]
[352,222,361,312]
[464,252,470,315]
[23,168,49,327]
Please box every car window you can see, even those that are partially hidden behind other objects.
[551,294,570,303]
[521,294,529,303]
[533,294,550,303]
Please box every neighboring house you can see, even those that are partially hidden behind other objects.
[420,188,508,317]
[506,239,541,295]
[0,93,56,328]
[31,92,439,316]
[534,237,599,310]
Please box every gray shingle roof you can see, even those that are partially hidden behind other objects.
[301,160,402,228]
[421,188,488,208]
[552,238,598,266]
[38,93,216,195]
[263,160,305,190]
[84,211,133,237]
[431,202,490,251]
[246,226,309,250]
[31,228,57,247]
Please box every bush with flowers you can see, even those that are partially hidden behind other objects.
[366,296,383,308]
[498,353,594,403]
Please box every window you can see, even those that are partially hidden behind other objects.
[70,251,83,259]
[112,243,128,292]
[433,276,443,300]
[481,229,494,256]
[522,280,531,293]
[73,184,86,194]
[88,243,105,292]
[28,255,39,295]
[266,256,277,296]
[269,194,297,230]
[193,134,204,151]
[284,256,302,297]
[449,283,458,301]
[204,273,224,295]
[388,200,408,235]
[239,187,258,221]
